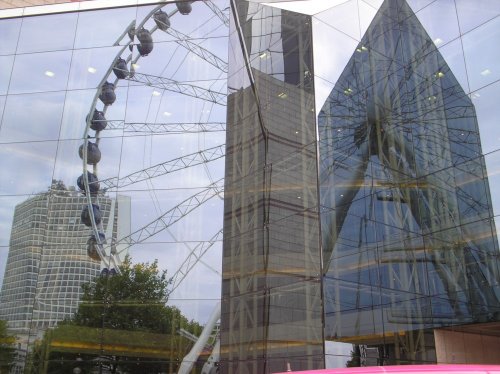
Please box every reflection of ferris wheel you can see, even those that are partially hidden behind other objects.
[77,0,228,297]
[319,14,500,335]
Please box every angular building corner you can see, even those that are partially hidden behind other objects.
[222,0,500,370]
[221,1,324,373]
[320,0,500,365]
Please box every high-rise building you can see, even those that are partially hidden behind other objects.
[319,0,500,365]
[221,4,323,373]
[222,0,500,371]
[0,180,129,366]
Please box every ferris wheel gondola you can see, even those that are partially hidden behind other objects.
[78,1,228,280]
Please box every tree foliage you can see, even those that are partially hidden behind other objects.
[73,257,196,334]
[0,319,16,374]
[29,257,203,373]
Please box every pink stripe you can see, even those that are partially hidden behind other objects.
[274,365,500,374]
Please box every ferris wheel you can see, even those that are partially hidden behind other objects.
[76,0,228,317]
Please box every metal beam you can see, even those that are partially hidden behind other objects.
[115,179,223,253]
[127,71,227,105]
[169,229,223,294]
[99,144,225,190]
[203,1,230,27]
[166,27,228,73]
[104,120,226,134]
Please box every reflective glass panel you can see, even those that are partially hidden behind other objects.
[16,12,78,53]
[0,2,229,373]
[462,17,500,92]
[0,55,14,95]
[0,141,57,195]
[73,7,137,49]
[0,17,21,55]
[8,50,72,94]
[0,91,65,142]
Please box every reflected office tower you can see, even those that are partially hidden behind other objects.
[221,2,323,373]
[0,180,130,344]
[319,0,500,364]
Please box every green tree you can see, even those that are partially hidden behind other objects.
[75,257,188,333]
[29,257,203,374]
[0,319,16,374]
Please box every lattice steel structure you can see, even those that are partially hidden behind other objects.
[319,0,500,365]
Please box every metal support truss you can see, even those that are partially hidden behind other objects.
[165,27,228,73]
[169,229,223,294]
[103,120,226,134]
[98,144,225,190]
[127,71,227,105]
[203,1,230,27]
[115,179,224,254]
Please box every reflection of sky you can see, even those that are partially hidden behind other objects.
[0,92,66,141]
[0,17,21,54]
[325,341,352,368]
[0,141,58,195]
[0,0,228,324]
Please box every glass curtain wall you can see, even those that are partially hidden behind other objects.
[223,0,500,369]
[315,0,500,367]
[0,1,228,373]
[1,0,500,371]
[221,1,324,373]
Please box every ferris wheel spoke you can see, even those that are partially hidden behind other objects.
[99,144,225,190]
[165,27,228,73]
[114,179,224,254]
[127,71,227,105]
[169,229,223,294]
[103,120,226,134]
[203,1,230,27]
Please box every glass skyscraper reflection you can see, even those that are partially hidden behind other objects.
[0,180,129,344]
[223,0,500,371]
[222,3,323,372]
[319,0,500,364]
[0,0,499,372]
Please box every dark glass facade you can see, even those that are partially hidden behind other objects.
[222,0,500,370]
[221,2,323,373]
[319,0,500,365]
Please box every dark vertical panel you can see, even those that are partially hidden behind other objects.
[221,2,324,373]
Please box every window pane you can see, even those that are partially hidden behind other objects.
[0,91,65,142]
[0,18,22,55]
[9,50,72,94]
[462,17,500,92]
[74,7,136,49]
[17,12,78,53]
[0,55,14,95]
